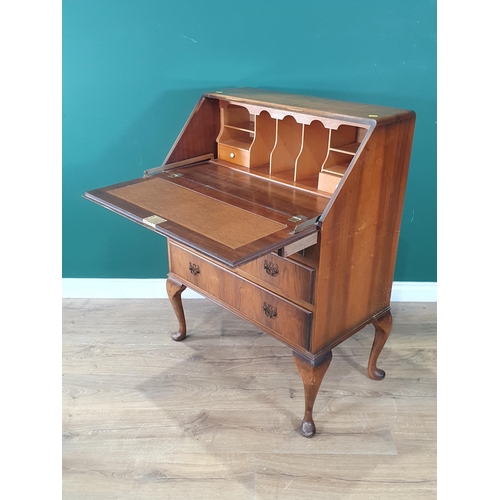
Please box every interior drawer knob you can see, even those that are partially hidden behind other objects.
[189,262,200,276]
[263,302,277,319]
[264,260,279,276]
[229,152,235,158]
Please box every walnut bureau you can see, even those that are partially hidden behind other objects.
[84,88,416,437]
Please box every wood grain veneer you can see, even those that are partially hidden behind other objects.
[84,88,416,438]
[168,241,312,351]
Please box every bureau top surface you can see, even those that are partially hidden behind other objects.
[205,88,415,124]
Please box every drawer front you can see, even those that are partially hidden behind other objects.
[218,143,250,167]
[169,242,311,350]
[238,253,314,304]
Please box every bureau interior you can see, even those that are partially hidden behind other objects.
[216,101,369,195]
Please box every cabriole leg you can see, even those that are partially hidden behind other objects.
[166,277,187,341]
[368,310,393,380]
[293,350,332,438]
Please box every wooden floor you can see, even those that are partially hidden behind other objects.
[62,299,436,499]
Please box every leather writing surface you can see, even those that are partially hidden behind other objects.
[109,177,287,249]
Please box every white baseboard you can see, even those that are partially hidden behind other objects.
[390,281,437,302]
[62,279,436,302]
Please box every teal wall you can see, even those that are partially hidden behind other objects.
[63,0,436,281]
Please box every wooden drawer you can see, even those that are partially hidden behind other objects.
[169,241,311,350]
[237,253,314,304]
[218,143,250,167]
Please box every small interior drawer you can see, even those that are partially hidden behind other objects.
[218,143,250,167]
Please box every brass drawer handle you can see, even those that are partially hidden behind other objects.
[189,262,200,276]
[263,302,277,319]
[264,260,279,277]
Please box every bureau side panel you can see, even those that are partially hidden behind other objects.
[162,96,220,165]
[311,114,416,354]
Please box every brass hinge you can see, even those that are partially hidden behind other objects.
[142,215,167,228]
[290,215,320,235]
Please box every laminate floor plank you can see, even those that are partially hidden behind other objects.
[62,299,436,499]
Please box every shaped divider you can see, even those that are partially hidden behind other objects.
[295,120,329,183]
[249,111,276,169]
[270,115,303,179]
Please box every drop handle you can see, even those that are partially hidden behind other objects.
[263,302,277,319]
[189,262,200,276]
[264,260,279,277]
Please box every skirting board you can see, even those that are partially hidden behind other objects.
[62,279,437,302]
